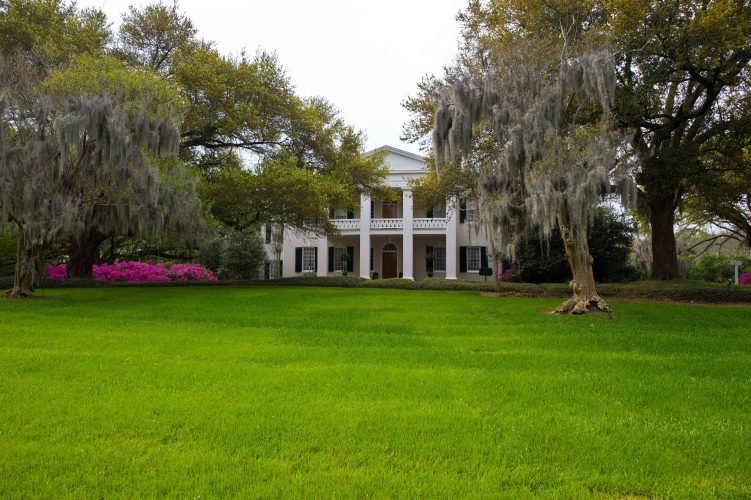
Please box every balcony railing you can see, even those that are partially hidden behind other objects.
[370,218,404,230]
[413,218,447,230]
[333,218,447,231]
[331,219,360,230]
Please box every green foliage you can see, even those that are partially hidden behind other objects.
[42,54,187,118]
[198,238,224,274]
[686,254,751,283]
[219,230,266,280]
[0,0,110,65]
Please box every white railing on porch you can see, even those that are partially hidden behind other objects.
[413,218,447,230]
[331,219,360,230]
[370,218,404,230]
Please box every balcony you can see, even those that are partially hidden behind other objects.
[331,219,360,231]
[413,218,447,230]
[370,218,403,230]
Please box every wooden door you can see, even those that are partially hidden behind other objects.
[382,252,397,278]
[382,203,397,219]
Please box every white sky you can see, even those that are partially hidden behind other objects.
[79,0,467,155]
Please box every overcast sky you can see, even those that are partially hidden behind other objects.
[78,0,467,155]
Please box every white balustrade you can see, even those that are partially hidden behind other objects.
[332,219,360,230]
[370,218,404,230]
[412,218,447,230]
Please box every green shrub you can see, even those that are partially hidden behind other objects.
[361,278,417,289]
[220,230,266,280]
[198,238,224,274]
[686,254,751,283]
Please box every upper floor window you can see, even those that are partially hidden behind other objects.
[333,208,349,219]
[466,200,478,222]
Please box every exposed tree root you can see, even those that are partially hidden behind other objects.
[555,293,610,314]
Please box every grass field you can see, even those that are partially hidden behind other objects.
[1,287,749,497]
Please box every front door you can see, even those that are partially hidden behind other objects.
[382,251,397,278]
[382,203,397,219]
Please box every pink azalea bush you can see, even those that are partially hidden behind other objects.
[497,264,518,282]
[166,263,218,281]
[92,261,217,282]
[46,264,68,280]
[740,272,751,285]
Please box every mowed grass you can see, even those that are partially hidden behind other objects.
[0,287,749,498]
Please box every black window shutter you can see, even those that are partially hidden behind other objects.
[426,245,434,272]
[480,247,488,268]
[279,260,283,277]
[328,247,334,272]
[294,248,302,272]
[347,209,354,219]
[370,201,374,218]
[427,207,433,218]
[459,246,467,273]
[346,246,354,272]
[459,200,467,223]
[314,247,318,272]
[370,247,374,270]
[264,261,270,279]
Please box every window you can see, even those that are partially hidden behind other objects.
[467,246,481,272]
[333,247,346,272]
[433,247,446,272]
[264,225,272,243]
[333,208,348,219]
[302,247,316,272]
[466,200,478,222]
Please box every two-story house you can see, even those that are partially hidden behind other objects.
[266,145,493,281]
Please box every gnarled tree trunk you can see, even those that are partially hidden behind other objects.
[555,209,609,314]
[649,195,680,280]
[7,231,34,299]
[68,229,106,278]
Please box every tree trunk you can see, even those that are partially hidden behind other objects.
[6,231,34,299]
[649,196,680,280]
[68,230,105,278]
[555,210,609,314]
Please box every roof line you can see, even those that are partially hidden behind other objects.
[366,145,426,162]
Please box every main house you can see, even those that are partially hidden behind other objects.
[265,145,494,281]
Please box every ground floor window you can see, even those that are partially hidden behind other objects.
[467,246,481,271]
[302,247,316,272]
[433,247,446,272]
[333,247,346,271]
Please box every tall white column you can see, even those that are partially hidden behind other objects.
[446,196,458,280]
[359,192,371,279]
[402,188,414,280]
[317,237,328,277]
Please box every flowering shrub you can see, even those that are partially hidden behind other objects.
[166,263,218,281]
[46,264,68,280]
[740,272,751,285]
[91,261,217,282]
[497,264,518,282]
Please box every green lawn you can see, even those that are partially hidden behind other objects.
[1,287,749,497]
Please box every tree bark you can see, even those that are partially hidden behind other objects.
[649,196,680,280]
[555,210,609,314]
[68,230,106,278]
[6,231,34,299]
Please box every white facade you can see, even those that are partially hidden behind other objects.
[266,146,494,281]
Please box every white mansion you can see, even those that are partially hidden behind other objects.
[265,145,493,281]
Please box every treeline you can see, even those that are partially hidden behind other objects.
[0,0,387,296]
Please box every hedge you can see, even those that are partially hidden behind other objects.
[3,275,750,303]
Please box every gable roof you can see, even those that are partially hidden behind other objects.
[366,145,425,163]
